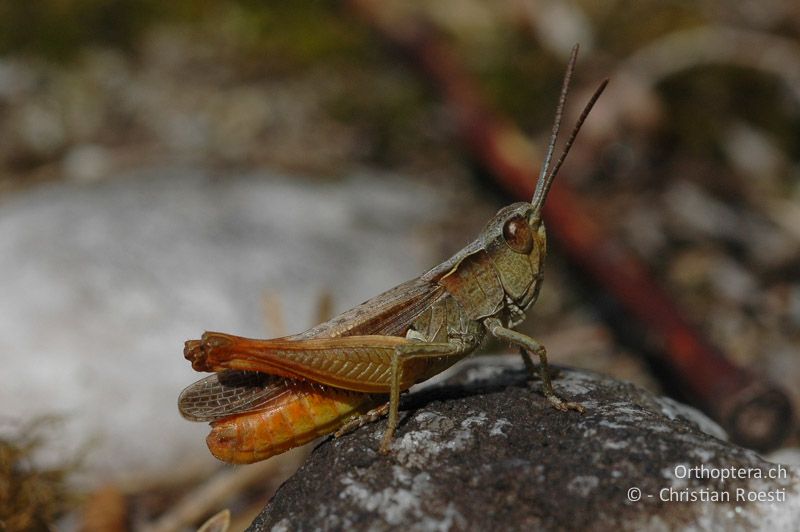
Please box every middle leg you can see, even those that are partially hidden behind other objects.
[380,341,464,454]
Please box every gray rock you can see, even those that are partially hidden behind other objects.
[251,365,799,531]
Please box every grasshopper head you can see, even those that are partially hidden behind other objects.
[438,46,605,324]
[483,202,547,315]
[485,45,608,319]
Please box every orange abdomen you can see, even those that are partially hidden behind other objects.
[207,382,380,464]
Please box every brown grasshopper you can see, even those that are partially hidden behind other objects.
[179,46,608,463]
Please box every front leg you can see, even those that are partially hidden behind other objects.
[484,318,584,413]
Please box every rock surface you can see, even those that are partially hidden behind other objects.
[251,363,799,531]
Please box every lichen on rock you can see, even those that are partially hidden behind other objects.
[251,363,799,531]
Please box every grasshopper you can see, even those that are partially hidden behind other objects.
[179,46,608,464]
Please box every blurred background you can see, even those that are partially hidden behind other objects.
[1,0,799,530]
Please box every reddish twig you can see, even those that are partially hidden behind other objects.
[348,0,794,450]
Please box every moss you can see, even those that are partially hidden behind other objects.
[0,418,78,531]
[326,67,436,165]
[0,0,164,60]
[474,39,565,130]
[211,1,375,72]
[659,65,794,162]
[583,0,704,57]
[0,0,373,66]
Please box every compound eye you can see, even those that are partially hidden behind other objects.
[502,215,533,254]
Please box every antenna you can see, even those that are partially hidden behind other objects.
[531,47,609,214]
[533,44,579,206]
